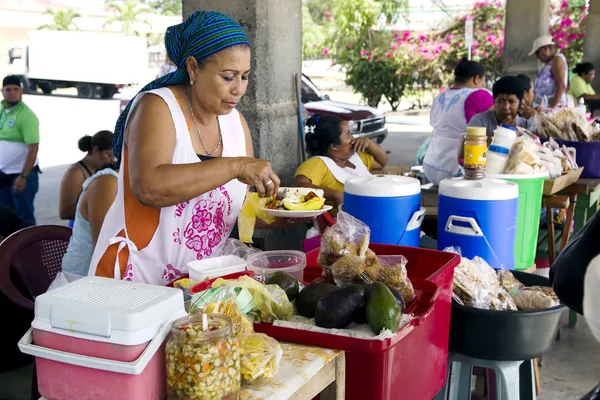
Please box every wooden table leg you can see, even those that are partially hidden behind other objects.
[319,352,346,400]
[560,194,578,252]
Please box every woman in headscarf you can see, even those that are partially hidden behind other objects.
[89,11,290,284]
[530,35,568,109]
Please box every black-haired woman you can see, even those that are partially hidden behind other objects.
[569,62,600,102]
[293,114,388,211]
[59,130,114,226]
[516,74,542,119]
[422,58,492,185]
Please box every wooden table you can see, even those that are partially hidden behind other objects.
[40,343,345,400]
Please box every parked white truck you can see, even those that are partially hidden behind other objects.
[7,30,148,99]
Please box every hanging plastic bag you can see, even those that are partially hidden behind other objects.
[214,238,262,260]
[238,333,282,382]
[47,271,85,293]
[238,191,276,243]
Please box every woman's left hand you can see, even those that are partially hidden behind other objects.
[351,138,371,153]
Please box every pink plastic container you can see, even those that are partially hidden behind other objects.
[33,329,166,400]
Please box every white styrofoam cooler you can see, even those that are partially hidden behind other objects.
[19,277,186,399]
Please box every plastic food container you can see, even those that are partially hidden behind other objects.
[247,250,306,282]
[188,255,247,282]
[19,277,186,400]
[297,244,460,400]
[166,314,240,399]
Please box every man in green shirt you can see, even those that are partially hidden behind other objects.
[0,75,40,227]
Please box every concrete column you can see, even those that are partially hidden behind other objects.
[503,0,550,79]
[584,0,600,91]
[182,0,305,250]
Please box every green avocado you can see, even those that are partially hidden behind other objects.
[265,271,300,301]
[296,282,338,318]
[366,282,402,334]
[315,285,365,329]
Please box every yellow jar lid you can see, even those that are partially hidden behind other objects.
[465,127,487,137]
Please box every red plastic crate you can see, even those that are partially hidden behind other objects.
[271,244,460,400]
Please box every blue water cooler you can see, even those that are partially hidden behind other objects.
[437,178,519,269]
[344,175,424,247]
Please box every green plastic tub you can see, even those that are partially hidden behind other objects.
[488,173,547,270]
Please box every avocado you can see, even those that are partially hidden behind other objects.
[265,271,300,301]
[366,282,402,334]
[388,286,407,314]
[283,197,326,211]
[315,285,365,329]
[296,282,338,318]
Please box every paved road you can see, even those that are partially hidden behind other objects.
[25,92,430,226]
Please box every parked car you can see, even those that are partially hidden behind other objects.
[119,73,388,143]
[301,74,387,143]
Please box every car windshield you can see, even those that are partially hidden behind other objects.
[301,76,325,103]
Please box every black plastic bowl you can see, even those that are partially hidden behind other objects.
[449,270,566,361]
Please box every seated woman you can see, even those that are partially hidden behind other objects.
[61,167,118,276]
[569,62,600,102]
[293,114,388,210]
[59,130,114,227]
[516,74,542,119]
[422,59,493,185]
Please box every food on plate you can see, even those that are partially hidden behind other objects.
[265,271,300,301]
[513,290,558,311]
[266,189,325,211]
[315,285,365,329]
[166,319,241,400]
[295,282,338,318]
[365,282,402,334]
[238,333,282,382]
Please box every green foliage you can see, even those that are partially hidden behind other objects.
[143,0,181,16]
[38,8,81,31]
[302,5,328,60]
[104,0,152,36]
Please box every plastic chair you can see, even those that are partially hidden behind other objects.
[0,225,71,310]
[436,352,536,400]
[0,225,71,400]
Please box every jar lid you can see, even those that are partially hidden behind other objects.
[345,175,421,197]
[466,127,487,137]
[439,178,518,200]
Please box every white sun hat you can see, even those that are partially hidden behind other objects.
[529,35,555,56]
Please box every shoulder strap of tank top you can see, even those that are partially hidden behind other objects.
[77,161,92,177]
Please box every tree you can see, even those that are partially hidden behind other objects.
[104,0,152,36]
[302,5,328,60]
[305,0,335,25]
[38,8,81,31]
[143,0,181,16]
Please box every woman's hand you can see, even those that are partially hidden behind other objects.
[236,159,280,198]
[520,105,538,119]
[351,138,372,153]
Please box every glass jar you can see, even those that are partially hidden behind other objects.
[166,314,241,400]
[463,126,488,180]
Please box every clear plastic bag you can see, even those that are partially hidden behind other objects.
[213,276,294,323]
[238,333,282,382]
[377,255,415,303]
[497,270,524,295]
[214,238,262,260]
[189,283,255,336]
[513,291,558,311]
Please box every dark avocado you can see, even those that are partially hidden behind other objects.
[296,282,338,318]
[315,285,365,329]
[265,271,300,301]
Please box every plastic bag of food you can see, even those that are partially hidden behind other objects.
[189,283,255,336]
[330,249,380,286]
[513,290,558,311]
[238,333,282,381]
[497,270,524,295]
[318,211,371,276]
[238,191,276,244]
[377,255,415,303]
[213,276,294,323]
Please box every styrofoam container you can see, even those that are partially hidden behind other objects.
[187,255,247,281]
[19,277,186,400]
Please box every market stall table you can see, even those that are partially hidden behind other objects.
[39,342,345,400]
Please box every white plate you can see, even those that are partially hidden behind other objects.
[264,205,333,219]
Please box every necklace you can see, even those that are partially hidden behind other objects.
[184,88,222,156]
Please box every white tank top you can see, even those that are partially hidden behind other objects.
[88,87,247,284]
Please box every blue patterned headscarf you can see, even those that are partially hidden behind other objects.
[113,11,250,166]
